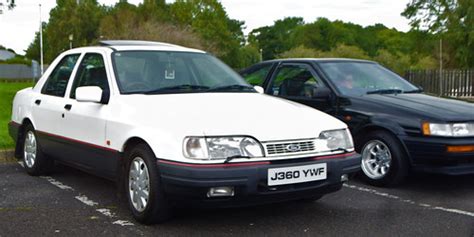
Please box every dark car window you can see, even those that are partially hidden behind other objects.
[269,64,326,98]
[41,54,80,97]
[319,61,418,96]
[241,64,272,86]
[70,53,109,99]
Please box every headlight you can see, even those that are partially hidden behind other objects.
[318,129,354,152]
[422,122,474,137]
[183,136,264,160]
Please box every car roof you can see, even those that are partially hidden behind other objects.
[73,40,206,54]
[261,58,376,64]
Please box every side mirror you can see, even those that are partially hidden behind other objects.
[312,87,332,99]
[253,85,265,94]
[76,86,104,103]
[417,85,424,92]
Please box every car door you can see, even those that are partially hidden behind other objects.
[32,53,81,157]
[61,52,116,178]
[266,63,334,113]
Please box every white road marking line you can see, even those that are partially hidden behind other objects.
[40,176,74,191]
[96,208,115,218]
[75,195,98,207]
[20,162,135,226]
[343,183,474,218]
[112,220,135,226]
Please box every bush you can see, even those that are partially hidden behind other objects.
[0,56,32,66]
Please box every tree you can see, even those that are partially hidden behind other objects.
[169,0,245,67]
[26,0,105,63]
[249,17,304,60]
[279,45,324,58]
[402,0,474,67]
[25,23,49,62]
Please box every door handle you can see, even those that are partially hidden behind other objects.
[34,99,41,105]
[64,104,72,111]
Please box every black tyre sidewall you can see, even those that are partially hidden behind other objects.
[358,131,408,187]
[22,125,53,176]
[125,144,171,224]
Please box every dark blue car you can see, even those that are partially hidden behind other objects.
[241,58,474,186]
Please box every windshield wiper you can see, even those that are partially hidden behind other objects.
[206,84,255,92]
[143,85,210,94]
[403,89,423,93]
[224,155,251,164]
[366,89,403,95]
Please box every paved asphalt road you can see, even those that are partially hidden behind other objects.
[0,160,473,237]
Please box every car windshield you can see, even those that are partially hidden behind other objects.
[112,51,255,94]
[318,61,419,96]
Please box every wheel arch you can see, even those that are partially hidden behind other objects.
[116,136,155,199]
[14,117,35,159]
[353,124,413,165]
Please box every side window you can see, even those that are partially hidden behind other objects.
[269,64,326,98]
[241,64,272,86]
[70,53,109,99]
[41,54,80,97]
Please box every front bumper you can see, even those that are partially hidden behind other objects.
[401,135,474,175]
[157,152,360,207]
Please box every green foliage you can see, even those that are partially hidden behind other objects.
[22,0,454,72]
[249,17,304,60]
[0,82,34,149]
[403,0,474,68]
[279,45,323,59]
[0,56,32,66]
[373,50,410,74]
[257,17,442,73]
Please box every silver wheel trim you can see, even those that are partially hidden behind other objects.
[361,140,392,180]
[128,157,150,212]
[23,131,37,168]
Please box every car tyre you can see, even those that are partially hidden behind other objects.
[22,124,54,176]
[358,130,408,187]
[125,143,171,224]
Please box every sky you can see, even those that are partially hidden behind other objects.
[0,0,411,55]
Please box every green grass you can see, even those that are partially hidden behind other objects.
[0,82,35,150]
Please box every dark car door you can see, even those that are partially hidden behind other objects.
[265,63,333,113]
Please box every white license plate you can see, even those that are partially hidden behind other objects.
[267,163,327,186]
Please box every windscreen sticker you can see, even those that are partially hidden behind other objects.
[165,69,175,80]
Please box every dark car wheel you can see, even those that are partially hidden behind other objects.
[125,144,171,224]
[358,130,408,187]
[22,124,54,176]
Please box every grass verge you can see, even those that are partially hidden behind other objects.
[0,82,35,150]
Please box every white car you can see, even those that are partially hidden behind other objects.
[8,41,360,224]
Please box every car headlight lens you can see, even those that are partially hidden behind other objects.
[318,129,354,152]
[183,136,264,160]
[422,122,474,137]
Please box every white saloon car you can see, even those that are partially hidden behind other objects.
[9,41,360,224]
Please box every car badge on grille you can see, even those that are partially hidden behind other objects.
[286,144,301,152]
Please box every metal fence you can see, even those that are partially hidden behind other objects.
[405,69,474,98]
[0,63,41,81]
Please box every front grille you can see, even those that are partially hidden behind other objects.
[265,140,315,156]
